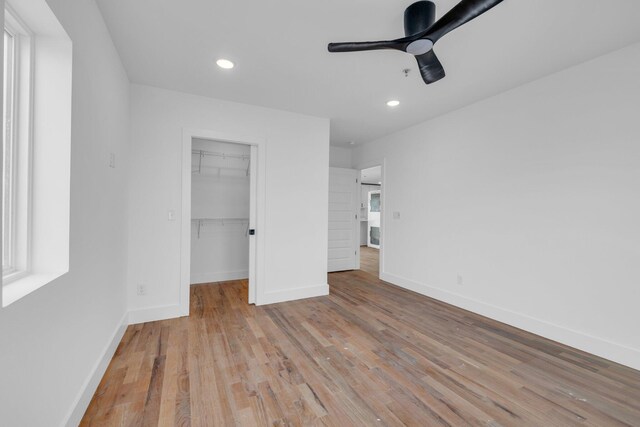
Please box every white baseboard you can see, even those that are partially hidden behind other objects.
[381,272,640,371]
[63,311,129,427]
[128,304,184,325]
[259,283,329,305]
[190,270,248,284]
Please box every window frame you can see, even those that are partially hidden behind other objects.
[3,24,17,276]
[2,0,72,308]
[2,6,33,285]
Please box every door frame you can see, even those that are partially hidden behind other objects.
[355,159,386,278]
[180,128,267,315]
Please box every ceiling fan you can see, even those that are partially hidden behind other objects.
[328,0,505,85]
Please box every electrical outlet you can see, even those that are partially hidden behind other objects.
[109,152,116,168]
[168,210,176,221]
[393,211,401,219]
[137,284,147,296]
[457,275,464,286]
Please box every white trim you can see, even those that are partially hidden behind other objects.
[128,304,184,325]
[191,270,248,284]
[62,311,129,427]
[2,4,35,285]
[248,144,257,304]
[260,284,329,306]
[2,271,66,307]
[353,158,386,278]
[380,271,640,371]
[181,128,267,312]
[3,25,17,275]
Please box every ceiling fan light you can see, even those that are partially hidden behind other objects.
[406,39,434,55]
[387,100,400,107]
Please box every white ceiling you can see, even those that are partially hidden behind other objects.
[96,0,640,146]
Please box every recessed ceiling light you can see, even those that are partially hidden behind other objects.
[216,59,234,69]
[349,141,355,145]
[386,100,400,107]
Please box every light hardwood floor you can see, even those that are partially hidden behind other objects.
[81,271,640,426]
[360,246,379,277]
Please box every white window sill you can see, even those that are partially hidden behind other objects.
[2,271,67,307]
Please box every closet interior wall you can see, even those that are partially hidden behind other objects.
[191,138,250,284]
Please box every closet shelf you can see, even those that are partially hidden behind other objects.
[191,166,250,177]
[192,217,250,238]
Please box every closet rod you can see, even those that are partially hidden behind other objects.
[191,165,250,175]
[192,149,249,161]
[192,217,249,223]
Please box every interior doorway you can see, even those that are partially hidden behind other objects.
[181,129,265,314]
[190,138,254,297]
[358,165,382,277]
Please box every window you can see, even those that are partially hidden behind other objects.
[2,9,30,284]
[2,1,72,307]
[3,28,15,274]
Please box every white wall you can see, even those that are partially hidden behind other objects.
[352,43,640,370]
[0,0,130,425]
[191,139,250,284]
[329,145,352,168]
[128,84,330,318]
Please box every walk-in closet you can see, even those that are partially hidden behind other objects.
[190,139,251,285]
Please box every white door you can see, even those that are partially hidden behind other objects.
[328,167,359,272]
[248,145,258,304]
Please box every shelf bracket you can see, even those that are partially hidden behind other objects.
[198,150,204,175]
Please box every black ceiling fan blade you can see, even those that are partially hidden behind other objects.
[425,0,504,44]
[328,39,410,53]
[415,50,445,84]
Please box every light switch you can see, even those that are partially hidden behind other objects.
[109,153,116,168]
[168,210,176,221]
[393,211,401,219]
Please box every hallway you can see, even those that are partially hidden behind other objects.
[360,246,379,277]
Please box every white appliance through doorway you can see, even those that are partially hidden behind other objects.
[367,190,381,249]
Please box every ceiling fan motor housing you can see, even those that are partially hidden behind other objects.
[404,1,436,37]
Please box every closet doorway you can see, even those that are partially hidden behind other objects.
[359,165,382,278]
[181,130,265,313]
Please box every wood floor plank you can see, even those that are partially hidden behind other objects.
[360,246,379,277]
[82,270,640,426]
